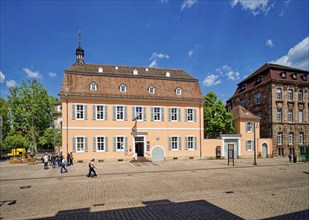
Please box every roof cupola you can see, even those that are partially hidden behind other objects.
[75,31,85,64]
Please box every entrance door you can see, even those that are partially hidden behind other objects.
[262,143,268,158]
[135,136,144,157]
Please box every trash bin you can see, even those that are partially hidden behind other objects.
[293,156,297,163]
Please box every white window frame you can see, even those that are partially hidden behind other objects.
[288,110,293,123]
[95,105,106,120]
[133,106,144,121]
[90,82,97,91]
[246,140,253,151]
[76,137,85,152]
[298,90,303,102]
[289,132,294,145]
[76,104,85,120]
[120,84,127,93]
[299,132,304,145]
[255,93,261,104]
[246,122,253,132]
[149,86,155,94]
[276,88,282,100]
[153,107,162,121]
[186,108,196,122]
[186,136,196,150]
[277,132,283,145]
[116,106,124,121]
[171,136,180,151]
[170,107,180,122]
[298,110,303,123]
[176,87,182,95]
[116,136,125,152]
[288,89,293,101]
[96,136,106,152]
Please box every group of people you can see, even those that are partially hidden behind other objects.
[43,152,98,177]
[42,152,74,174]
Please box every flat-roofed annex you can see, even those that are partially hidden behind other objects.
[60,64,203,102]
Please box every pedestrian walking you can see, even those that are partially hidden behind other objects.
[87,159,97,178]
[43,153,49,170]
[51,153,56,169]
[70,152,74,165]
[67,153,71,166]
[60,156,68,174]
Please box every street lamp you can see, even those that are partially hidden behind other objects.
[253,122,258,166]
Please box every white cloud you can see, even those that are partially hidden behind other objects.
[148,60,157,68]
[148,52,170,68]
[0,70,5,83]
[23,67,41,78]
[6,80,17,88]
[272,36,309,70]
[203,74,221,87]
[188,50,193,57]
[161,0,168,3]
[279,0,291,16]
[266,39,274,47]
[231,0,274,16]
[181,0,198,11]
[48,72,57,77]
[216,65,240,81]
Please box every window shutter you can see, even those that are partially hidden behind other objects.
[84,105,88,120]
[113,106,116,120]
[143,107,146,121]
[168,108,171,121]
[72,104,76,120]
[178,108,181,122]
[168,137,171,151]
[125,137,128,151]
[194,137,197,150]
[113,137,116,151]
[185,109,188,122]
[151,107,154,121]
[92,105,96,120]
[72,137,76,152]
[93,137,96,152]
[185,137,188,150]
[178,137,182,150]
[132,107,135,120]
[105,137,108,152]
[124,106,128,121]
[161,108,164,121]
[193,109,197,122]
[85,137,88,152]
[104,105,108,120]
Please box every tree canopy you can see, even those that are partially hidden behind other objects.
[7,80,55,153]
[204,91,235,138]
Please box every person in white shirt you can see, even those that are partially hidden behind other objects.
[43,153,49,170]
[87,159,97,178]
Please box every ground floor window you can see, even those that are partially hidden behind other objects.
[278,147,284,156]
[169,136,181,150]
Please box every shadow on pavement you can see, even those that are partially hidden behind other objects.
[34,199,243,220]
[263,209,309,220]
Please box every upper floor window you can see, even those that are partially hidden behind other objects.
[276,88,282,100]
[298,110,303,123]
[240,100,245,108]
[120,84,127,92]
[301,74,307,81]
[72,104,88,120]
[279,71,286,78]
[93,105,107,120]
[298,90,303,102]
[277,109,282,122]
[113,105,127,121]
[254,93,262,104]
[151,107,164,121]
[169,136,181,151]
[246,122,253,132]
[299,132,304,145]
[133,107,145,121]
[169,107,180,122]
[288,89,293,101]
[288,110,293,123]
[289,132,294,145]
[185,108,196,122]
[186,136,197,150]
[149,86,155,94]
[246,140,253,151]
[176,87,182,95]
[290,73,297,80]
[90,82,97,91]
[277,132,283,145]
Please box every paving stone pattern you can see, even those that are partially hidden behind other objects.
[0,158,308,219]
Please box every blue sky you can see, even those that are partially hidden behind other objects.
[1,0,308,102]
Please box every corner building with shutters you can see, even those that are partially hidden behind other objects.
[59,45,204,162]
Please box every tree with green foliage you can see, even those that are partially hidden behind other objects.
[204,91,235,138]
[0,98,10,144]
[7,80,55,153]
[3,129,29,151]
[39,127,62,151]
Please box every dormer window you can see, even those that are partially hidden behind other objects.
[256,76,262,84]
[176,87,182,95]
[115,66,119,70]
[90,82,97,91]
[149,86,155,94]
[120,84,127,92]
[291,73,297,80]
[240,84,246,92]
[145,68,149,71]
[301,74,307,81]
[98,67,103,73]
[279,71,286,79]
[165,72,171,77]
[133,69,138,75]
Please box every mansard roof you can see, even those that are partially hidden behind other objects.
[59,64,203,102]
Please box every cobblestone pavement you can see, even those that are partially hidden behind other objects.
[0,158,308,219]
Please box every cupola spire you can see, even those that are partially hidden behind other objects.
[75,31,85,64]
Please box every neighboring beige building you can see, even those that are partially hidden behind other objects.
[226,63,309,157]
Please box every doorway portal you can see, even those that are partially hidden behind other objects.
[135,136,145,157]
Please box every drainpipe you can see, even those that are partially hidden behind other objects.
[199,100,203,160]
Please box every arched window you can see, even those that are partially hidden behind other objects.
[149,86,155,94]
[176,87,182,95]
[90,82,97,91]
[120,84,127,92]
